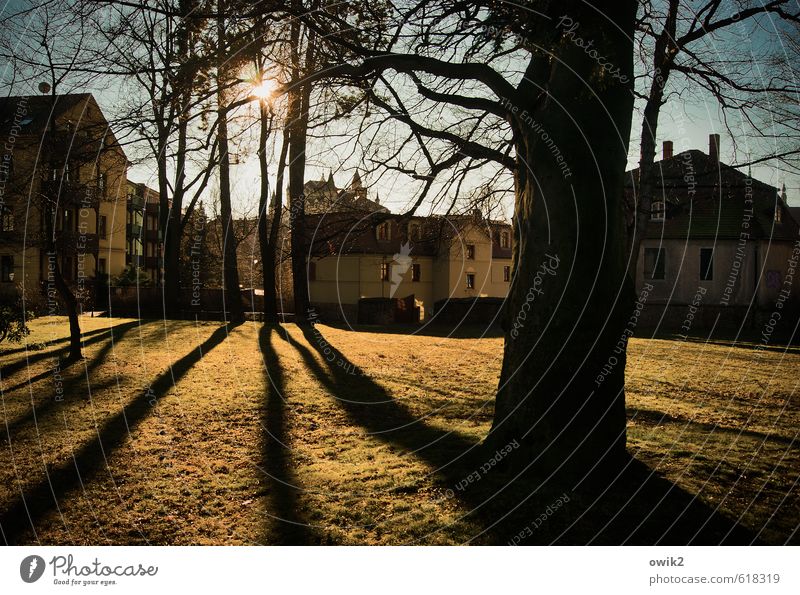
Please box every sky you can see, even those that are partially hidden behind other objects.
[4,1,797,217]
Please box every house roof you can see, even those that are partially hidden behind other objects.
[0,93,125,162]
[625,149,798,241]
[305,211,513,259]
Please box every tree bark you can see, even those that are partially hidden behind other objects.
[489,0,637,478]
[260,113,289,323]
[288,12,313,322]
[216,0,244,325]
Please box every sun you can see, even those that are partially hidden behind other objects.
[251,78,277,101]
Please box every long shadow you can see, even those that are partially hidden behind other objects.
[630,408,798,447]
[0,322,237,545]
[2,321,158,437]
[0,325,112,357]
[321,321,504,339]
[0,320,145,381]
[257,325,314,545]
[286,325,492,532]
[292,325,762,545]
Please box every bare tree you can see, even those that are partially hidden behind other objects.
[629,0,800,256]
[0,0,119,360]
[283,0,638,474]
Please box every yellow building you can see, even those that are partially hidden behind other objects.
[0,93,127,303]
[305,183,513,322]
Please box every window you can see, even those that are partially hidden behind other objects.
[700,248,714,281]
[501,231,510,249]
[466,244,475,260]
[99,215,107,239]
[503,265,511,282]
[0,208,13,232]
[146,242,155,258]
[97,170,107,194]
[650,201,665,222]
[308,261,316,281]
[376,221,390,241]
[644,247,665,280]
[380,262,390,281]
[412,263,421,282]
[409,223,420,241]
[1,255,13,282]
[98,258,107,275]
[775,205,783,224]
[62,209,74,232]
[147,214,158,231]
[466,272,475,289]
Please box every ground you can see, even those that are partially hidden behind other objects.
[0,316,797,545]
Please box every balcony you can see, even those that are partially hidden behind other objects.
[128,194,145,211]
[127,223,143,239]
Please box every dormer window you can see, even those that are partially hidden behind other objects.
[775,205,782,224]
[409,222,420,241]
[500,231,510,249]
[376,221,390,241]
[466,244,475,260]
[650,201,665,222]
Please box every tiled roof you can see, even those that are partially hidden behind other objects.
[0,93,95,136]
[625,150,798,241]
[305,212,512,259]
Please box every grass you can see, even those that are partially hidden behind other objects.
[0,316,797,545]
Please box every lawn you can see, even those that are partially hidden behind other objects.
[0,316,797,545]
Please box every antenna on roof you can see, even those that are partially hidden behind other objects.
[38,82,51,94]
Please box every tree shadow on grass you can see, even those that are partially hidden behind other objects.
[290,324,762,545]
[629,408,797,447]
[0,324,112,358]
[0,322,238,545]
[0,320,145,381]
[257,324,315,545]
[2,320,158,435]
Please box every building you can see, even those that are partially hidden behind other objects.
[126,181,164,285]
[627,134,800,328]
[0,93,128,302]
[304,173,513,321]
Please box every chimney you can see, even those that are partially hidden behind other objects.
[662,140,673,160]
[709,133,720,163]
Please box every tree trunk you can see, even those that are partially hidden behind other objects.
[489,0,637,478]
[260,113,289,323]
[44,93,82,360]
[627,0,679,258]
[215,0,243,325]
[52,259,83,360]
[287,14,313,322]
